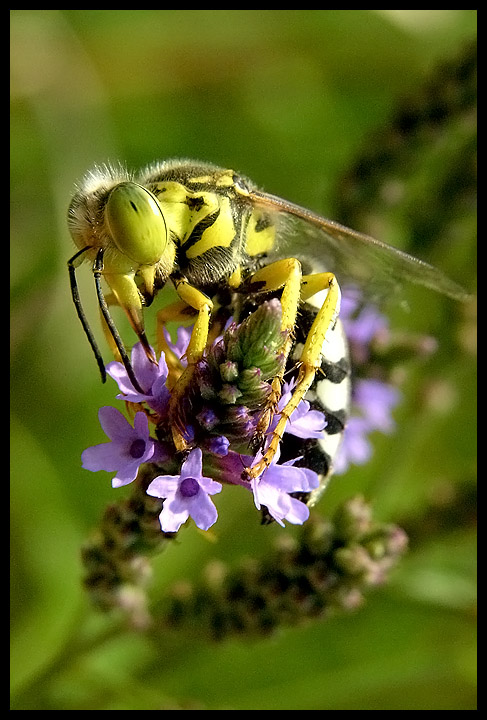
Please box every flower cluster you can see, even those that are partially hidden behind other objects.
[82,300,328,533]
[82,290,414,536]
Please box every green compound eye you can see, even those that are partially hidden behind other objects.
[106,182,168,266]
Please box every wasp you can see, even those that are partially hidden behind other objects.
[68,159,468,483]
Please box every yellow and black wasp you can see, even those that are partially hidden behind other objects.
[68,159,468,485]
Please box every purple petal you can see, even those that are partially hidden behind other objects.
[130,342,159,389]
[111,460,144,488]
[283,496,310,525]
[275,389,326,440]
[354,379,400,432]
[133,411,150,438]
[333,417,373,474]
[180,448,203,480]
[347,306,388,346]
[164,325,192,365]
[300,467,321,490]
[253,478,311,527]
[146,475,181,499]
[98,406,134,442]
[147,375,171,413]
[105,360,136,396]
[106,343,169,402]
[185,492,219,531]
[251,477,277,511]
[339,289,360,319]
[286,408,327,439]
[196,475,223,496]
[265,463,319,493]
[81,442,122,472]
[251,480,291,527]
[157,499,190,533]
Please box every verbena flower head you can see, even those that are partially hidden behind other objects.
[81,299,324,531]
[81,291,413,533]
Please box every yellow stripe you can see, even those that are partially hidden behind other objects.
[245,211,276,256]
[153,182,222,247]
[185,196,236,258]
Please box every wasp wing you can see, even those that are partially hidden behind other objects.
[250,190,469,303]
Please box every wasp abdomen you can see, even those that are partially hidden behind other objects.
[281,300,351,506]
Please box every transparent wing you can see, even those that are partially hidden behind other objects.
[250,190,469,303]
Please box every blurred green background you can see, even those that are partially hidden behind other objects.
[11,10,476,710]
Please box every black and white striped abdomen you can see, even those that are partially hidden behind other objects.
[280,293,351,506]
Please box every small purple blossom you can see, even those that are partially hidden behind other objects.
[205,435,230,457]
[333,417,373,475]
[340,289,389,347]
[334,378,401,475]
[331,290,402,476]
[106,342,170,414]
[353,378,401,433]
[81,406,167,488]
[340,288,390,366]
[274,380,327,440]
[163,325,193,367]
[146,448,222,532]
[249,450,320,527]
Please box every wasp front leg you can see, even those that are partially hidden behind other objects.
[157,277,213,451]
[154,298,198,386]
[245,271,341,481]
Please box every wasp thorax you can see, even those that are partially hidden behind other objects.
[105,182,168,266]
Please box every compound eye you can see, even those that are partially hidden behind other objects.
[106,182,167,265]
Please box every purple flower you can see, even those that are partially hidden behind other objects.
[353,378,400,433]
[82,406,166,488]
[329,290,403,476]
[106,342,170,414]
[274,380,327,440]
[340,289,389,347]
[334,379,401,475]
[340,288,390,366]
[249,450,320,527]
[163,325,193,368]
[205,435,230,457]
[333,417,373,475]
[146,448,222,532]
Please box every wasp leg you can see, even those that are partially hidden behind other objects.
[98,291,123,361]
[100,273,155,365]
[155,299,198,385]
[94,286,147,395]
[245,271,341,481]
[163,278,213,450]
[97,289,155,373]
[246,258,303,443]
